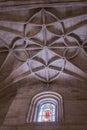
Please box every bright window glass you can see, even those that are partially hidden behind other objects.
[38,101,56,122]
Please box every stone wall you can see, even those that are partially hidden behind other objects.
[0,1,87,130]
[0,78,87,130]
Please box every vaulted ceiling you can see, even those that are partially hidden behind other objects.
[0,1,87,92]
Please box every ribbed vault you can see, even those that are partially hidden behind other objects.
[0,2,87,91]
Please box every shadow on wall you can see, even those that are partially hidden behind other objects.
[0,86,17,125]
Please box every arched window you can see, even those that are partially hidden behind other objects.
[26,91,63,123]
[38,100,56,122]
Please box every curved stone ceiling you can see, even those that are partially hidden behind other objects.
[0,4,87,90]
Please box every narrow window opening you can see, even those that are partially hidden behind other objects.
[26,91,63,123]
[38,101,56,122]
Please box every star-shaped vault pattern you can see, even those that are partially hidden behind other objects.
[0,5,87,90]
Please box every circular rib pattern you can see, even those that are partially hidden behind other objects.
[0,7,87,84]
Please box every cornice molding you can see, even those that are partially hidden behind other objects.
[0,1,87,11]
